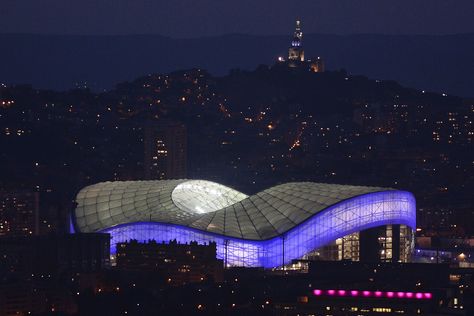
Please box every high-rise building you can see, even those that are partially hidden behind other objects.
[288,20,305,62]
[0,190,39,236]
[144,120,187,180]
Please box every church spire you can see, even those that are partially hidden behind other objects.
[293,20,303,46]
[289,20,304,61]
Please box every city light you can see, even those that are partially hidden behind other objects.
[312,289,433,300]
[1,11,473,316]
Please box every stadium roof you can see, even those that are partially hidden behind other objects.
[74,180,394,240]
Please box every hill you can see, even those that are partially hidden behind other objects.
[1,33,474,97]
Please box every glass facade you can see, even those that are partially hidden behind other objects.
[303,224,413,263]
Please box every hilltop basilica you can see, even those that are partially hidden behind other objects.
[277,20,325,72]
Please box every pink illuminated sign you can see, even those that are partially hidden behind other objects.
[312,289,433,300]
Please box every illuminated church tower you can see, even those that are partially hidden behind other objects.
[276,19,324,72]
[288,20,305,62]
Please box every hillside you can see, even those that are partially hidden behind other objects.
[1,33,474,97]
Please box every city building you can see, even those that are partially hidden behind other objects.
[73,180,416,268]
[269,260,467,315]
[309,56,325,73]
[277,20,325,72]
[144,120,187,180]
[116,239,223,285]
[0,190,39,236]
[413,236,474,267]
[0,233,110,275]
[276,288,438,315]
[0,282,78,316]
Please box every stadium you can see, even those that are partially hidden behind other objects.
[72,180,416,268]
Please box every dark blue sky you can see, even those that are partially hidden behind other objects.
[1,0,474,37]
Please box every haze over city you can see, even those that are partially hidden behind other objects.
[0,1,473,315]
[2,0,474,36]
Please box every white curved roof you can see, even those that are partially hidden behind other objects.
[74,180,392,240]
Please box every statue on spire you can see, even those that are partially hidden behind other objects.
[293,20,303,45]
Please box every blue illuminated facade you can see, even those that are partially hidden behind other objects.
[73,180,416,268]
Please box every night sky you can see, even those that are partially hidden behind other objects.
[1,0,474,37]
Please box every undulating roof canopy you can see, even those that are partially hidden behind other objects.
[74,180,392,240]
